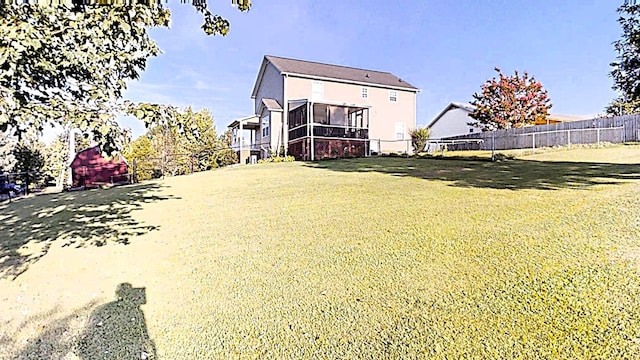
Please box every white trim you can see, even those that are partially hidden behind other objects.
[251,58,270,99]
[313,123,369,130]
[288,98,372,109]
[283,74,289,155]
[283,72,420,92]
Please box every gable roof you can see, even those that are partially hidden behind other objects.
[227,115,260,129]
[426,102,476,128]
[252,55,418,98]
[262,98,283,112]
[71,146,128,167]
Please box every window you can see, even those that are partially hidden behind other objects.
[261,115,270,137]
[389,90,398,102]
[395,122,405,140]
[361,87,368,99]
[312,81,324,101]
[469,128,474,133]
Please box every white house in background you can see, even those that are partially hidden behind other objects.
[229,55,419,163]
[426,102,478,139]
[427,102,593,139]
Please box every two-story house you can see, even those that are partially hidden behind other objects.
[230,55,419,162]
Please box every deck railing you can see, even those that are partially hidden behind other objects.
[289,124,369,141]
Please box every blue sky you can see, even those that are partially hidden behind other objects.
[119,0,623,138]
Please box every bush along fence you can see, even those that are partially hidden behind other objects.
[439,114,640,151]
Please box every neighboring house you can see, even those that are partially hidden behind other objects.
[229,55,419,162]
[426,102,478,140]
[427,102,592,139]
[71,146,130,188]
[229,115,261,164]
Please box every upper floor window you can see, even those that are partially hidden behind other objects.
[361,87,368,99]
[312,81,324,101]
[389,90,398,102]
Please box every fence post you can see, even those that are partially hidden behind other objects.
[567,130,571,148]
[597,128,600,145]
[532,133,536,150]
[491,132,495,161]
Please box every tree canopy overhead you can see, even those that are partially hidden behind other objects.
[0,1,250,153]
[608,1,640,115]
[470,68,552,131]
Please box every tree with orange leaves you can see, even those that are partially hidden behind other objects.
[470,68,552,130]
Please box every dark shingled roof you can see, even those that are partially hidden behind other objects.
[265,55,418,91]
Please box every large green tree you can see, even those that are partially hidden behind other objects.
[123,104,237,179]
[12,140,46,192]
[608,1,640,115]
[470,68,552,130]
[0,1,250,153]
[122,135,158,181]
[0,131,17,173]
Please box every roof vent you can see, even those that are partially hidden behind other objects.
[365,73,369,78]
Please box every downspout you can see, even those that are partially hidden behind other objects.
[310,101,315,161]
[283,74,289,156]
[239,120,244,164]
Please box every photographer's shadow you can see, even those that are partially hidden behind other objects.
[77,283,156,360]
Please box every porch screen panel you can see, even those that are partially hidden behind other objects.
[289,106,306,128]
[329,106,347,126]
[313,104,329,124]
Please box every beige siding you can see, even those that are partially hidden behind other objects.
[253,62,285,156]
[285,76,417,153]
[254,63,284,115]
[270,111,283,152]
[257,109,283,156]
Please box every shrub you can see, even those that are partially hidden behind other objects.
[258,155,295,164]
[410,127,431,154]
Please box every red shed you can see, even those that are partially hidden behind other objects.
[71,146,130,188]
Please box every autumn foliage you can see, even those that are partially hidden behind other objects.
[470,68,552,130]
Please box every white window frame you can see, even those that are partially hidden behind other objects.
[261,115,270,138]
[312,81,324,101]
[389,90,398,102]
[395,122,405,141]
[361,87,368,99]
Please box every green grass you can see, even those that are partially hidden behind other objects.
[2,145,640,358]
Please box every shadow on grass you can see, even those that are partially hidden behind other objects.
[3,283,155,360]
[304,157,640,190]
[0,183,178,279]
[77,283,156,360]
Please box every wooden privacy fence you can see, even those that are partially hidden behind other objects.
[440,114,640,151]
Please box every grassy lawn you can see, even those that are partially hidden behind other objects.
[2,145,640,358]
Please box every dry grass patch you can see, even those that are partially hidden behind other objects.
[1,148,640,358]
